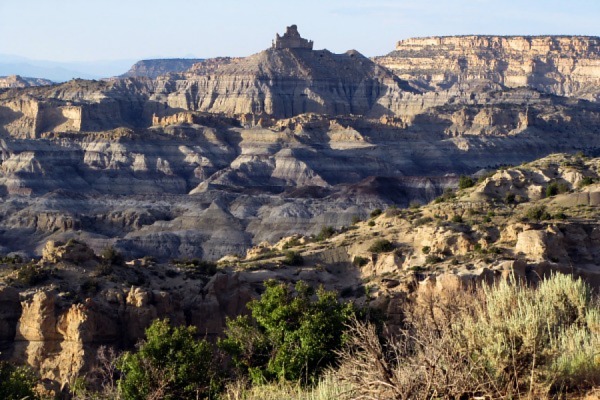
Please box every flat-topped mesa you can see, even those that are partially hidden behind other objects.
[395,35,600,56]
[272,25,314,50]
[376,35,600,101]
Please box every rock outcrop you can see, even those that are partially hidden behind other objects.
[0,75,54,89]
[272,24,314,50]
[376,35,600,101]
[0,236,358,391]
[1,153,600,391]
[119,59,204,79]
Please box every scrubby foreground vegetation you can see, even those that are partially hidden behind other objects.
[338,274,600,399]
[2,274,598,399]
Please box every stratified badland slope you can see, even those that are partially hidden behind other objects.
[0,27,599,261]
[2,153,600,393]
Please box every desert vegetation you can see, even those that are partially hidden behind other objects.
[0,361,39,400]
[335,274,600,399]
[20,274,587,399]
[4,153,600,399]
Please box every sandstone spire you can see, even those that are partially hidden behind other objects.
[272,25,314,50]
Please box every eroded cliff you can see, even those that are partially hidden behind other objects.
[0,28,599,262]
[376,35,600,101]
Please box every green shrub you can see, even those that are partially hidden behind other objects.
[0,254,23,264]
[0,361,39,400]
[487,246,501,255]
[546,182,558,197]
[224,373,349,400]
[546,181,569,197]
[451,215,463,223]
[174,259,218,278]
[16,264,49,286]
[435,188,456,203]
[282,237,301,250]
[385,205,401,217]
[367,220,375,227]
[118,319,217,400]
[282,251,303,266]
[408,201,421,209]
[554,211,567,220]
[413,216,433,226]
[353,256,369,267]
[368,239,394,253]
[458,175,475,189]
[525,205,551,222]
[101,246,124,267]
[578,176,595,188]
[95,262,113,277]
[425,255,442,264]
[421,246,431,254]
[461,274,600,394]
[337,274,600,399]
[370,208,383,218]
[219,280,354,383]
[315,226,336,242]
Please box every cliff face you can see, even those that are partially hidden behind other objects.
[0,239,359,392]
[119,59,204,79]
[0,269,253,392]
[153,47,406,118]
[1,28,600,393]
[375,35,600,101]
[0,97,598,261]
[0,29,600,261]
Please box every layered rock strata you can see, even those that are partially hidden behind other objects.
[0,29,599,260]
[375,35,600,101]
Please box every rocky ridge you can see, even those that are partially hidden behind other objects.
[119,58,204,79]
[0,75,54,89]
[375,35,600,101]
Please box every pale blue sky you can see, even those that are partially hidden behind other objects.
[2,0,599,62]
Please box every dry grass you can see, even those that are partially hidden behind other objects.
[334,274,600,399]
[223,373,352,400]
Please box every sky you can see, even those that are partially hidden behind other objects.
[1,0,599,63]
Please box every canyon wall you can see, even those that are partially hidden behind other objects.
[0,31,600,261]
[375,35,600,101]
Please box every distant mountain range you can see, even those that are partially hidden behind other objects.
[0,54,208,82]
[0,54,139,81]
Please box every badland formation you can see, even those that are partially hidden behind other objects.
[1,25,600,395]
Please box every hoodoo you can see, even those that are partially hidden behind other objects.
[272,24,314,50]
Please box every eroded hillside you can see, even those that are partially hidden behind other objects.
[2,153,600,393]
[0,27,600,262]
